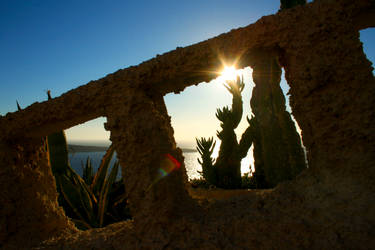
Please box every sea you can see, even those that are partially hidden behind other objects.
[69,151,203,180]
[69,150,254,182]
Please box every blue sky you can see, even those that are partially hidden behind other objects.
[0,0,373,147]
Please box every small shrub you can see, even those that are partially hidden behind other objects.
[190,173,259,190]
[190,178,214,189]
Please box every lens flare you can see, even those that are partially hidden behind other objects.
[147,153,181,191]
[158,153,181,177]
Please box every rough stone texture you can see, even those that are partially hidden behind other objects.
[0,0,374,249]
[0,138,76,249]
[248,50,307,188]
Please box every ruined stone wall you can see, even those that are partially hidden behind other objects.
[0,139,76,248]
[0,0,374,249]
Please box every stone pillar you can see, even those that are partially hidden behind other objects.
[0,138,75,248]
[249,50,307,188]
[105,89,196,243]
[282,27,375,185]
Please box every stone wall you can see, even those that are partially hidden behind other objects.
[0,0,374,249]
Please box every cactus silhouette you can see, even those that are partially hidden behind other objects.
[197,76,254,189]
[241,0,308,188]
[16,101,22,111]
[196,137,216,185]
[280,0,306,10]
[249,52,307,188]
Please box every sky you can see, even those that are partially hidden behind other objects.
[1,0,374,148]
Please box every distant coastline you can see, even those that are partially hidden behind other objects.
[68,144,108,153]
[68,144,197,153]
[180,148,197,153]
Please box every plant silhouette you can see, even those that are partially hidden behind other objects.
[196,77,254,189]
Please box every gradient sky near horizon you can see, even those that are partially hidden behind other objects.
[1,0,374,148]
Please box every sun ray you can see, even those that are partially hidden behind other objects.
[220,66,237,81]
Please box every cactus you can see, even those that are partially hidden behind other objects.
[47,130,72,176]
[16,101,22,111]
[196,137,216,185]
[249,53,307,188]
[197,58,306,189]
[197,76,254,189]
[280,0,306,10]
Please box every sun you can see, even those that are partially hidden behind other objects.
[220,66,237,81]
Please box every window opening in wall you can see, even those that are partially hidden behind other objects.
[47,116,131,230]
[165,63,308,190]
[66,117,116,177]
[360,28,375,75]
[165,67,255,188]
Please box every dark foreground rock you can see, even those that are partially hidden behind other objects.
[0,0,374,249]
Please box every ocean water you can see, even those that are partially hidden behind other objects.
[69,151,203,180]
[183,152,202,180]
[69,151,118,177]
[69,150,253,180]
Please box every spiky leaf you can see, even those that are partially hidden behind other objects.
[98,161,119,226]
[82,157,94,185]
[91,144,115,196]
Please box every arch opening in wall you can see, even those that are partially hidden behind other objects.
[165,67,255,185]
[164,62,309,190]
[48,117,131,230]
[66,117,114,176]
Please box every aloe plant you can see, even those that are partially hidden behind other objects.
[82,157,94,185]
[48,135,129,229]
[80,154,129,227]
[91,144,116,197]
[46,91,130,229]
